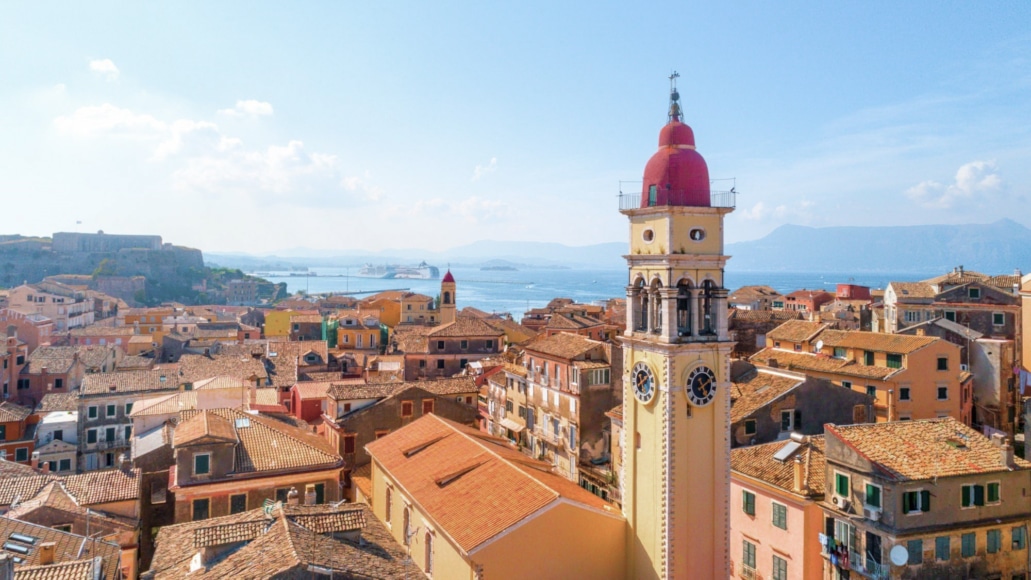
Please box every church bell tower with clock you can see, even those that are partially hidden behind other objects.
[621,74,735,580]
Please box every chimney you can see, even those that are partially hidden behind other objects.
[915,328,926,336]
[887,389,897,422]
[0,554,14,580]
[119,453,131,472]
[30,452,39,470]
[304,485,316,505]
[287,487,300,506]
[40,461,50,474]
[792,455,807,494]
[1002,441,1016,469]
[248,382,257,408]
[38,542,55,566]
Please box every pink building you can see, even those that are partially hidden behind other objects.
[0,308,54,352]
[731,435,826,580]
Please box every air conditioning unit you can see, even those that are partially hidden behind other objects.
[832,496,852,513]
[865,507,882,522]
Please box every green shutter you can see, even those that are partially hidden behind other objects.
[988,483,1000,503]
[902,492,910,514]
[920,490,931,512]
[962,486,971,508]
[973,485,985,506]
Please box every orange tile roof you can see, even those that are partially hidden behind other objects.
[293,381,331,400]
[889,281,936,299]
[62,468,141,506]
[827,417,1031,481]
[749,348,898,380]
[427,317,505,338]
[816,329,938,354]
[0,516,122,579]
[765,320,828,343]
[173,411,238,447]
[365,414,620,553]
[524,332,604,360]
[80,369,180,395]
[0,401,32,423]
[730,370,804,423]
[731,436,825,497]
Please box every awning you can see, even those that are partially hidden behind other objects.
[499,417,526,433]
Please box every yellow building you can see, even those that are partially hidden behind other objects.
[365,414,625,580]
[264,309,316,338]
[619,83,736,579]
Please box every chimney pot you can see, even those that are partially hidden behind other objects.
[287,487,300,506]
[792,455,807,494]
[1002,442,1016,469]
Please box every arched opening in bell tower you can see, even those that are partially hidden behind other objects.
[676,281,693,337]
[701,279,717,335]
[649,278,663,334]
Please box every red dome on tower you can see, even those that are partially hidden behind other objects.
[640,87,710,208]
[442,270,455,283]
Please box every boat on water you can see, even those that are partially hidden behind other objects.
[356,261,440,280]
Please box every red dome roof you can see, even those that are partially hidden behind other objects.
[442,270,455,283]
[640,119,710,207]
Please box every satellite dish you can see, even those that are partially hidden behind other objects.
[889,545,909,566]
[815,340,824,351]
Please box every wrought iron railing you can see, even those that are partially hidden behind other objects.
[618,189,736,210]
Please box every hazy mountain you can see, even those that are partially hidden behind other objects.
[207,220,1031,275]
[725,219,1031,274]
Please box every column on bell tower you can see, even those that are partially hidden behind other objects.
[661,287,678,342]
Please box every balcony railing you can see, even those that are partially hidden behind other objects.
[618,189,736,211]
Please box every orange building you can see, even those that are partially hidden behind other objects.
[752,320,972,424]
[0,401,35,464]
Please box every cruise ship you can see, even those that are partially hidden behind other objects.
[356,261,440,280]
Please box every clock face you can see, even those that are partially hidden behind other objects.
[632,362,657,404]
[687,366,717,406]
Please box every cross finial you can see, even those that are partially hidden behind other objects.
[668,71,681,122]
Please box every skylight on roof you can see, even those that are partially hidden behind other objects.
[9,533,36,545]
[235,417,251,429]
[3,542,30,555]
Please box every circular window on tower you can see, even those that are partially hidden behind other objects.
[689,228,706,242]
[642,229,655,243]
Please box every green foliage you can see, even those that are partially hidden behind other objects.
[92,258,118,278]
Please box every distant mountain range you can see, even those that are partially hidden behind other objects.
[207,219,1031,275]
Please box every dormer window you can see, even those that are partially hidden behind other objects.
[194,453,210,476]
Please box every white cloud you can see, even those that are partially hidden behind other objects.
[89,59,120,80]
[53,104,165,138]
[218,100,274,117]
[906,160,1003,208]
[739,201,788,222]
[406,195,509,223]
[471,156,497,181]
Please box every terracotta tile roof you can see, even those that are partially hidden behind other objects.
[293,381,331,400]
[391,325,432,353]
[765,320,828,343]
[62,469,140,506]
[605,404,623,422]
[730,370,804,423]
[173,408,340,476]
[351,463,372,499]
[0,458,41,479]
[409,376,478,395]
[0,401,32,423]
[728,309,803,323]
[731,436,826,497]
[68,326,137,337]
[7,481,136,534]
[0,516,121,579]
[80,369,180,396]
[327,382,403,401]
[115,355,154,370]
[889,281,936,300]
[524,332,604,360]
[545,312,605,331]
[816,329,938,354]
[427,317,504,338]
[827,417,1031,482]
[173,411,238,446]
[481,318,538,344]
[0,475,56,507]
[729,285,782,302]
[178,354,268,385]
[750,348,898,380]
[365,414,620,553]
[149,503,412,579]
[129,388,280,417]
[500,362,528,378]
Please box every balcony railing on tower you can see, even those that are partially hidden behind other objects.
[617,182,736,210]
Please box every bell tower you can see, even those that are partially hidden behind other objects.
[621,74,735,580]
[440,269,456,325]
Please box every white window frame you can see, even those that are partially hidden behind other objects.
[87,405,98,420]
[904,487,929,515]
[833,470,851,501]
[993,312,1005,326]
[864,481,883,510]
[987,480,1002,505]
[780,409,794,432]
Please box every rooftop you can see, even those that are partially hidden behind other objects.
[730,369,804,424]
[80,369,180,396]
[731,436,826,497]
[524,332,605,360]
[0,516,122,579]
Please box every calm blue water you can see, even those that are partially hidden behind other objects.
[260,267,927,320]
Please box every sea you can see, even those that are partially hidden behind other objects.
[257,267,929,321]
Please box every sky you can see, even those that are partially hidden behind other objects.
[1,2,1030,254]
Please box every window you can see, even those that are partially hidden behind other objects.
[937,357,948,371]
[742,490,755,515]
[886,353,902,369]
[425,532,434,575]
[793,343,801,352]
[124,425,132,441]
[865,483,882,509]
[842,380,852,390]
[460,340,468,350]
[105,427,115,442]
[569,425,577,449]
[900,387,911,401]
[962,484,986,507]
[835,472,850,498]
[15,448,28,462]
[935,536,949,561]
[937,386,948,400]
[54,378,63,389]
[150,480,167,504]
[460,358,468,368]
[125,402,133,415]
[988,482,1000,504]
[86,429,97,444]
[230,493,247,514]
[0,425,5,441]
[780,410,794,432]
[907,539,923,564]
[744,420,756,435]
[343,434,356,454]
[866,385,877,398]
[418,360,425,368]
[192,498,210,521]
[436,359,444,370]
[772,502,787,530]
[106,404,116,417]
[194,453,210,476]
[486,340,494,350]
[833,347,847,358]
[988,529,1001,554]
[505,400,513,413]
[1014,526,1027,550]
[903,489,931,514]
[87,406,98,419]
[969,287,981,299]
[945,310,956,322]
[401,401,413,418]
[422,399,434,414]
[436,340,444,350]
[772,555,787,580]
[864,351,874,366]
[993,312,1005,326]
[962,532,976,557]
[742,539,756,569]
[403,507,411,545]
[58,459,70,472]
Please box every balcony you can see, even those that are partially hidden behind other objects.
[739,565,757,580]
[618,188,736,211]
